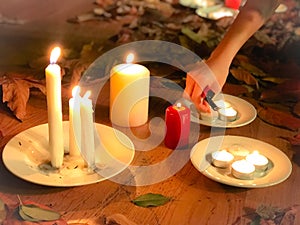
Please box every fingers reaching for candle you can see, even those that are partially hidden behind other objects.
[183,75,210,113]
[183,59,228,113]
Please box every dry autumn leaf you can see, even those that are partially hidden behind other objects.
[260,80,300,102]
[234,54,267,77]
[258,106,300,131]
[230,67,259,89]
[293,101,300,117]
[0,198,6,224]
[0,73,45,120]
[281,133,300,146]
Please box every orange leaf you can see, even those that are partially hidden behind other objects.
[1,73,46,121]
[258,106,300,131]
[293,102,300,118]
[230,68,259,89]
[2,80,30,121]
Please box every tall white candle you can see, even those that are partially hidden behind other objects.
[69,86,81,156]
[45,47,64,168]
[110,53,150,127]
[80,91,95,169]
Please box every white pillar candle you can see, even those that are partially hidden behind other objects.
[246,151,269,171]
[231,159,255,180]
[110,53,150,127]
[45,47,64,168]
[80,91,95,169]
[69,86,81,156]
[211,149,234,168]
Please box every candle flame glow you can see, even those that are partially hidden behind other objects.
[72,86,81,97]
[126,53,134,64]
[50,47,61,64]
[83,90,91,100]
[176,103,182,108]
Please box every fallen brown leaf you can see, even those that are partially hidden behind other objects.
[281,133,300,146]
[0,73,45,121]
[222,83,250,96]
[234,55,267,77]
[260,80,300,102]
[258,106,300,131]
[293,101,300,117]
[230,67,259,89]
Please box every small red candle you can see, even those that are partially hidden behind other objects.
[225,0,241,9]
[164,103,190,149]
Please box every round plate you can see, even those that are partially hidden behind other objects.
[196,6,238,20]
[2,122,135,187]
[179,0,222,8]
[191,94,257,128]
[190,135,292,188]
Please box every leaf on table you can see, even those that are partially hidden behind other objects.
[260,77,289,85]
[230,68,259,89]
[293,101,300,117]
[19,204,61,222]
[280,133,300,146]
[257,106,300,131]
[254,30,276,45]
[241,204,300,225]
[2,199,67,225]
[132,193,171,208]
[260,80,300,102]
[1,74,46,120]
[234,55,267,78]
[181,24,220,49]
[279,205,300,225]
[0,198,6,224]
[256,204,282,220]
[222,83,250,96]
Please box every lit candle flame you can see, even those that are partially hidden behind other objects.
[176,102,182,108]
[72,86,81,97]
[50,47,61,64]
[126,53,134,64]
[83,90,91,100]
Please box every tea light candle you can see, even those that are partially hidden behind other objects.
[227,144,250,160]
[110,53,150,127]
[45,46,64,168]
[211,149,234,168]
[164,103,190,149]
[69,86,81,156]
[231,159,255,180]
[214,100,231,109]
[246,151,269,171]
[80,91,95,169]
[218,107,237,122]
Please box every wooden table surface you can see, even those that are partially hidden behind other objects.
[0,1,300,225]
[0,77,299,225]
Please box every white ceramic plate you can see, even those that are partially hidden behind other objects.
[2,122,135,187]
[191,94,257,128]
[190,135,292,188]
[179,0,222,8]
[196,6,238,20]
